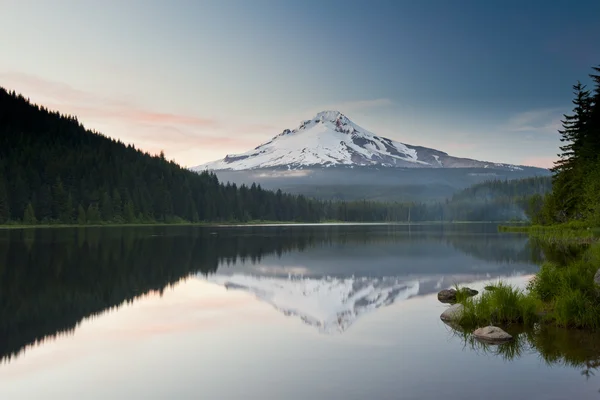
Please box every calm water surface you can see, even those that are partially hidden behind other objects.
[1,224,599,399]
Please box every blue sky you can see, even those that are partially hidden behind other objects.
[1,0,599,168]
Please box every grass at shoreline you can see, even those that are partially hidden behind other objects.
[455,242,600,331]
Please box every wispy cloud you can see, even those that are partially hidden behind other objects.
[0,72,217,127]
[503,107,564,134]
[302,98,394,117]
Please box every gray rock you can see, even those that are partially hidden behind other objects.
[438,287,478,303]
[473,326,513,344]
[594,268,600,286]
[438,289,457,303]
[440,303,464,322]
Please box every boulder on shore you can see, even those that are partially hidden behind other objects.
[473,326,512,344]
[437,288,479,303]
[440,303,464,322]
[438,289,457,303]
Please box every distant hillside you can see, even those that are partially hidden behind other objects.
[442,176,553,221]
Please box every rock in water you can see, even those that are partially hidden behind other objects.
[437,288,479,303]
[440,304,464,322]
[594,269,600,286]
[473,326,513,344]
[438,289,457,303]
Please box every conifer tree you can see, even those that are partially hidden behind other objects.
[87,204,101,224]
[23,203,36,225]
[0,178,9,223]
[77,204,87,225]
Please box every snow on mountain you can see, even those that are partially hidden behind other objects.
[203,273,420,334]
[192,110,525,172]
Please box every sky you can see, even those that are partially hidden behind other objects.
[1,0,599,169]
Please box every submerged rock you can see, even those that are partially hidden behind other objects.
[437,288,479,303]
[440,304,464,322]
[473,326,513,344]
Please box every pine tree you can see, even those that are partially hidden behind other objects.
[23,202,36,225]
[77,204,87,225]
[87,204,101,223]
[100,191,113,221]
[52,178,68,221]
[548,82,593,221]
[123,200,136,223]
[112,189,122,220]
[61,192,74,223]
[0,177,9,223]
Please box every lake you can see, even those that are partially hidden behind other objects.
[1,224,599,399]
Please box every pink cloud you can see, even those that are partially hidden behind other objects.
[521,156,557,169]
[0,72,272,165]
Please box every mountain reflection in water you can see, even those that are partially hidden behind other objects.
[0,223,539,362]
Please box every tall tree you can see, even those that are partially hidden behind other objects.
[23,203,36,225]
[549,82,593,221]
[0,177,10,223]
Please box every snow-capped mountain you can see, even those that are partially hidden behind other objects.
[204,274,420,334]
[193,110,525,171]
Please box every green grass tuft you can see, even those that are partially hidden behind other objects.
[457,281,539,330]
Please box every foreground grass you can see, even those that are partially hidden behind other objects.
[455,243,600,331]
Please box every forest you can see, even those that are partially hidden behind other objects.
[0,87,548,225]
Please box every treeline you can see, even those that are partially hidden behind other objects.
[0,87,337,224]
[529,65,600,225]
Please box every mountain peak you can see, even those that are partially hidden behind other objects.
[313,110,346,123]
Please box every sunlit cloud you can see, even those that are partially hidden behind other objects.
[0,72,273,165]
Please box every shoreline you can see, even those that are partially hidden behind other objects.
[0,220,526,230]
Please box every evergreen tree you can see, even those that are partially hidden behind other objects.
[0,177,9,223]
[112,189,122,220]
[87,204,101,223]
[23,202,36,225]
[123,201,136,223]
[77,204,87,225]
[100,192,113,221]
[52,178,68,221]
[549,82,593,220]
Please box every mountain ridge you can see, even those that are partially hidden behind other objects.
[193,111,532,172]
